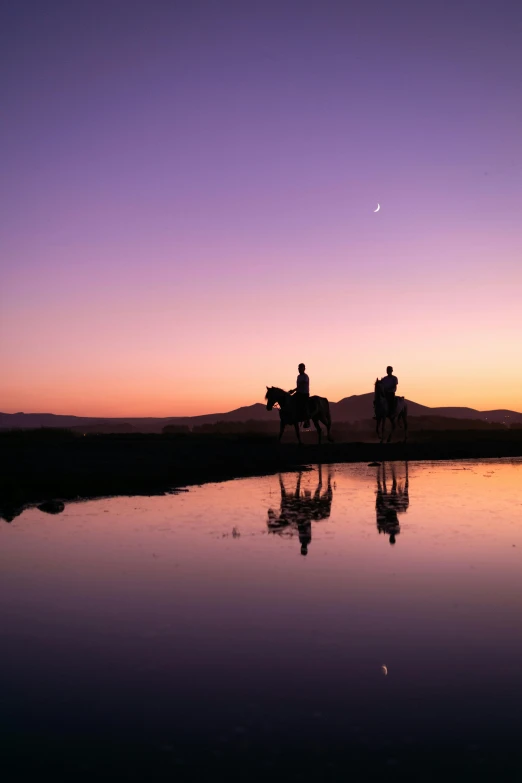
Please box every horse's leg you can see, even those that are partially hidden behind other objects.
[387,417,395,444]
[402,410,408,442]
[294,422,302,445]
[312,418,322,445]
[278,420,285,442]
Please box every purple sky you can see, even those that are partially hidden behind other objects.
[1,1,521,415]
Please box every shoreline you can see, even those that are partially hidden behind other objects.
[1,431,522,522]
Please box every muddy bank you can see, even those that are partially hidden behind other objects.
[1,429,522,521]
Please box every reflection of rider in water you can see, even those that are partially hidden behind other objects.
[267,466,333,556]
[375,462,409,545]
[298,520,312,556]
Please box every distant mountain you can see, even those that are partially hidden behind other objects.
[171,402,276,426]
[1,395,521,433]
[332,394,433,421]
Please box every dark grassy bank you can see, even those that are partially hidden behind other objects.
[1,427,522,521]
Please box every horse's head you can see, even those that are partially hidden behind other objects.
[265,385,288,411]
[265,386,277,411]
[374,378,385,397]
[373,378,386,420]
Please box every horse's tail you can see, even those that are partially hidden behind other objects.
[324,398,334,442]
[399,402,408,434]
[323,397,331,427]
[397,399,407,427]
[322,398,334,441]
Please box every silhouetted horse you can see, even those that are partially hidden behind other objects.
[265,386,333,444]
[374,379,408,443]
[267,466,333,555]
[375,461,409,545]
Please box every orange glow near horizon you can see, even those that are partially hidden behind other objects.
[2,266,522,417]
[2,372,522,419]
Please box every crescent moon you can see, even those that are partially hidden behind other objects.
[374,203,380,212]
[381,665,388,676]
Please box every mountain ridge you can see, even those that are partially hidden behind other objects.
[1,394,521,433]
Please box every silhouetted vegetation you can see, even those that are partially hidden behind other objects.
[162,424,191,435]
[0,427,79,443]
[167,415,511,440]
[192,419,278,435]
[407,415,507,431]
[70,422,138,434]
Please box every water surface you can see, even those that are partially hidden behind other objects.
[2,460,522,780]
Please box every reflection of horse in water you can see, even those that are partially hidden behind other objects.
[375,462,409,545]
[267,466,333,555]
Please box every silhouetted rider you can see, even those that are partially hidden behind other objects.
[289,363,310,429]
[298,520,312,555]
[381,366,398,416]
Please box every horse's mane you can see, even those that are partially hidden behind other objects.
[265,386,287,400]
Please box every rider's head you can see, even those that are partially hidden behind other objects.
[386,366,393,375]
[298,363,305,373]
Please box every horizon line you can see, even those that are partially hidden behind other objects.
[2,394,522,420]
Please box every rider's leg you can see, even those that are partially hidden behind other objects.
[386,392,396,417]
[296,393,309,429]
[303,393,310,429]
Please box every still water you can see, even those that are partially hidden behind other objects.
[2,460,522,780]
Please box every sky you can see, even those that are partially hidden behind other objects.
[1,0,521,417]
